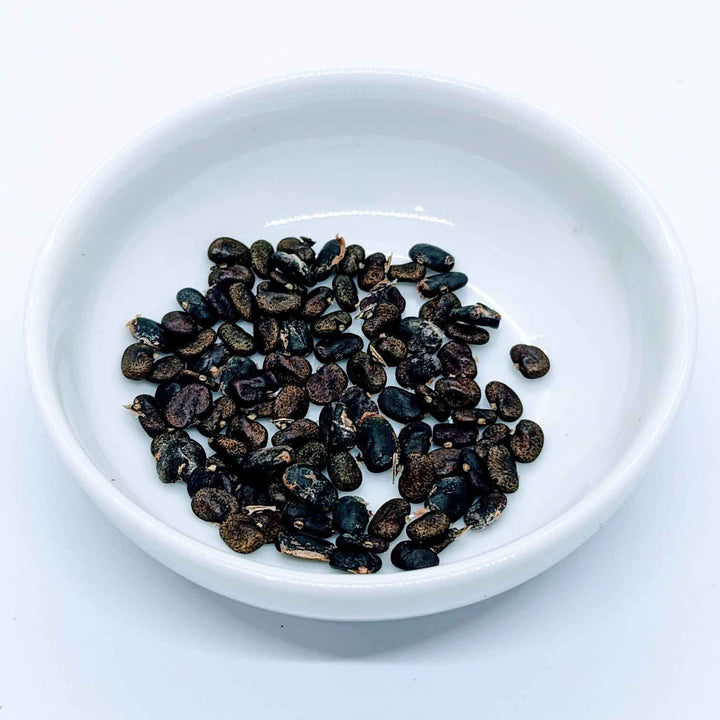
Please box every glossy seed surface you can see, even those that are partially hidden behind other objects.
[417,271,468,298]
[333,495,370,535]
[464,491,508,529]
[391,541,440,571]
[449,302,501,328]
[378,386,425,423]
[409,243,455,271]
[330,549,382,574]
[510,343,551,379]
[485,381,523,421]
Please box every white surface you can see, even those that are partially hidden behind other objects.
[26,70,696,620]
[1,0,717,714]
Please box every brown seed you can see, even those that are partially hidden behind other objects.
[256,290,302,316]
[368,498,410,541]
[248,507,283,543]
[475,423,511,460]
[444,323,490,345]
[219,514,265,553]
[426,526,467,553]
[250,239,274,278]
[217,322,255,355]
[368,336,407,366]
[311,310,352,337]
[227,283,258,322]
[429,448,462,478]
[227,416,268,451]
[398,454,436,503]
[271,418,322,446]
[387,261,426,282]
[208,434,248,460]
[332,273,359,311]
[307,363,349,405]
[163,383,212,428]
[208,237,250,265]
[301,286,335,319]
[346,351,387,394]
[336,244,365,276]
[510,419,544,463]
[464,491,508,529]
[262,353,312,386]
[208,264,255,288]
[161,310,199,343]
[196,396,237,437]
[438,341,477,379]
[121,343,155,380]
[327,450,363,491]
[191,488,239,523]
[451,408,497,426]
[126,394,166,437]
[296,440,328,470]
[435,378,482,410]
[510,344,551,379]
[174,328,217,359]
[254,316,281,354]
[147,355,185,383]
[406,510,451,544]
[273,385,309,419]
[358,252,387,291]
[414,384,451,422]
[485,381,523,421]
[419,292,461,328]
[487,444,519,493]
[360,303,401,339]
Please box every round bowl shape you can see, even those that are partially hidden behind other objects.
[26,71,696,621]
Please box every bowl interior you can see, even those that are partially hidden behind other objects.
[39,74,681,575]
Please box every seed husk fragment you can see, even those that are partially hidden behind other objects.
[220,514,265,553]
[398,422,432,459]
[336,244,365,276]
[275,530,333,562]
[378,386,425,423]
[419,292,461,328]
[208,237,250,265]
[177,287,217,327]
[307,362,349,405]
[449,302,501,328]
[358,251,387,290]
[282,501,334,537]
[175,327,217,359]
[335,533,389,553]
[485,381,523,421]
[332,273,359,311]
[391,541,440,571]
[301,286,334,319]
[425,476,471,522]
[398,454,436,503]
[464,491,508,529]
[333,496,370,535]
[346,352,387,394]
[510,343,551,379]
[406,510,451,544]
[409,243,455,271]
[191,488,239,522]
[368,498,410,541]
[487,444,519,493]
[330,549,382,574]
[327,450,363,491]
[250,239,274,278]
[368,336,407,366]
[314,333,364,363]
[127,394,166,437]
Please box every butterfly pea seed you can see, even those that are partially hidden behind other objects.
[314,333,364,363]
[378,386,425,423]
[296,440,328,471]
[163,383,212,429]
[358,251,387,291]
[360,302,401,339]
[248,507,283,544]
[510,419,544,463]
[271,251,314,285]
[249,239,274,278]
[444,322,489,345]
[359,282,406,314]
[346,351,387,394]
[177,287,217,327]
[487,444,519,493]
[435,377,482,410]
[340,386,379,426]
[301,286,334,319]
[428,447,462,478]
[282,501,334,538]
[226,283,257,322]
[414,384,451,422]
[510,343,551,379]
[227,415,268,451]
[459,446,493,495]
[282,464,338,511]
[307,362,349,405]
[253,316,281,354]
[438,341,477,379]
[406,510,451,544]
[127,394,166,437]
[330,549,382,574]
[242,446,295,474]
[156,434,206,484]
[191,488,239,523]
[332,273,359,311]
[127,316,171,351]
[327,450,363,491]
[391,541,440,571]
[336,243,365,276]
[271,418,321,447]
[319,401,357,451]
[356,414,398,473]
[417,271,468,298]
[398,421,432,460]
[387,260,425,283]
[220,514,265,554]
[449,302,501,328]
[396,353,442,388]
[485,381,523,421]
[333,495,371,535]
[393,317,443,356]
[425,476,471,522]
[368,336,407,367]
[262,352,311,386]
[426,526,467,554]
[277,236,314,253]
[256,289,302,316]
[368,498,410,541]
[278,317,314,356]
[465,491,507,530]
[175,327,217,359]
[311,235,346,281]
[335,533,389,553]
[398,454,436,503]
[235,483,271,510]
[432,423,478,449]
[208,263,255,288]
[311,310,353,337]
[409,243,455,272]
[273,384,310,419]
[275,530,333,562]
[418,292,461,328]
[451,408,497,426]
[217,322,255,355]
[208,237,250,265]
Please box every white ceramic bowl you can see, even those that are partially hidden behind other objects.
[26,71,696,621]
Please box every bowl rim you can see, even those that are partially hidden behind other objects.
[24,69,698,607]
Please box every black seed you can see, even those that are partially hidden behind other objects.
[464,491,507,529]
[358,283,406,314]
[444,323,489,345]
[398,454,435,503]
[254,316,281,354]
[189,343,229,378]
[336,244,365,276]
[368,498,410,541]
[227,416,268,451]
[208,264,254,288]
[449,302,501,328]
[368,336,407,366]
[451,408,498,426]
[217,322,255,355]
[156,434,206,484]
[429,448,462,478]
[510,344,551,379]
[208,434,248,460]
[391,541,439,571]
[327,450,363,491]
[208,237,250,265]
[346,352,387,394]
[273,384,310,419]
[296,440,328,470]
[226,283,258,322]
[220,514,265,553]
[311,310,353,337]
[358,251,387,290]
[186,466,236,497]
[377,386,425,423]
[398,422,432,459]
[432,423,478,449]
[435,378,482,410]
[419,292,461,328]
[278,318,314,356]
[335,533,389,553]
[387,261,426,282]
[332,273,359,311]
[417,271,468,298]
[218,356,259,395]
[312,236,346,281]
[307,363,348,405]
[147,355,184,383]
[510,419,544,463]
[485,381,523,421]
[278,236,315,253]
[154,381,182,410]
[235,483,271,510]
[282,464,338,511]
[301,286,334,319]
[275,530,333,562]
[487,444,519,493]
[262,353,311,386]
[180,369,219,391]
[250,239,274,278]
[261,273,307,295]
[242,446,295,474]
[330,549,382,574]
[406,510,451,544]
[127,394,165,437]
[271,418,321,446]
[151,430,188,461]
[163,383,212,428]
[120,343,154,380]
[282,501,334,537]
[393,317,443,356]
[205,284,238,321]
[127,316,170,351]
[160,310,198,344]
[339,386,379,426]
[314,333,364,363]
[174,328,217,359]
[177,287,217,327]
[425,476,471,522]
[426,527,466,554]
[229,371,278,405]
[267,479,292,507]
[396,353,442,388]
[458,446,493,495]
[249,508,283,544]
[360,303,401,339]
[414,384,451,422]
[333,496,370,535]
[438,341,477,379]
[356,414,398,473]
[409,243,455,272]
[256,290,302,316]
[475,423,512,460]
[271,251,314,285]
[191,488,239,523]
[319,401,357,451]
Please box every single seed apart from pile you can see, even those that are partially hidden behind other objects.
[330,549,382,574]
[406,510,451,544]
[510,419,544,463]
[368,498,410,541]
[409,243,455,271]
[191,488,239,523]
[444,323,490,345]
[220,514,265,553]
[510,344,551,379]
[391,541,440,571]
[485,381,523,421]
[449,302,501,328]
[417,271,468,298]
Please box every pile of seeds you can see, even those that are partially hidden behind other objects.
[122,236,550,573]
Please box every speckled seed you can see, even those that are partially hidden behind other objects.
[296,440,328,470]
[256,290,302,316]
[260,354,308,387]
[332,273,359,311]
[271,251,314,285]
[205,284,239,321]
[151,430,187,461]
[368,498,410,541]
[510,419,544,463]
[229,372,278,405]
[398,422,432,459]
[391,541,440,571]
[452,408,497,426]
[242,446,295,474]
[301,286,334,319]
[387,261,426,282]
[248,507,283,544]
[333,496,370,535]
[409,243,455,272]
[378,386,425,423]
[485,381,523,421]
[360,303,401,339]
[426,527,467,554]
[314,333,364,363]
[414,384,451,422]
[359,283,406,314]
[319,401,357,451]
[189,343,229,378]
[160,311,198,344]
[282,464,338,511]
[220,514,265,553]
[282,501,334,537]
[459,446,493,495]
[398,454,436,503]
[249,239,274,278]
[432,423,478,449]
[273,384,310,419]
[356,414,398,473]
[271,418,321,446]
[339,386,379,426]
[311,310,352,337]
[208,264,255,288]
[226,283,257,322]
[393,317,443,356]
[419,292,461,328]
[227,416,268,451]
[417,271,468,298]
[260,274,306,294]
[335,533,389,553]
[358,251,387,291]
[336,244,365,276]
[275,531,333,562]
[330,549,382,574]
[156,434,206,484]
[475,423,512,460]
[346,352,387,394]
[444,323,489,345]
[177,287,218,327]
[438,341,477,379]
[267,479,291,507]
[254,316,281,355]
[510,344,551,379]
[191,488,239,523]
[396,353,442,388]
[208,236,250,265]
[147,355,185,383]
[449,302,501,328]
[428,448,462,478]
[368,336,407,367]
[406,510,451,544]
[127,394,165,437]
[208,434,248,460]
[277,236,315,253]
[278,318,314,357]
[425,476,471,522]
[175,328,217,359]
[435,377,482,410]
[311,236,346,281]
[186,466,236,497]
[219,356,258,395]
[163,383,212,429]
[121,343,155,380]
[487,444,519,493]
[127,316,170,351]
[307,363,348,405]
[464,491,507,529]
[217,323,255,355]
[327,450,363,491]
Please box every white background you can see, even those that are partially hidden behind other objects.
[1,1,718,717]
